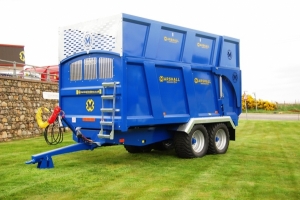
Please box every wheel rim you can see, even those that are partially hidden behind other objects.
[191,130,205,152]
[215,129,227,150]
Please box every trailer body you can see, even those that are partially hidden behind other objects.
[26,13,241,168]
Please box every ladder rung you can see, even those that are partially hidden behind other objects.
[101,108,120,112]
[98,130,114,140]
[97,134,111,139]
[102,95,114,99]
[102,82,120,87]
[100,121,113,126]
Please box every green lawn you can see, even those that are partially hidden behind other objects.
[0,120,299,200]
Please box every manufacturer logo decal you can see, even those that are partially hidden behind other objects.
[232,72,238,83]
[197,43,209,49]
[194,78,211,85]
[159,76,180,83]
[84,33,92,48]
[86,99,94,112]
[163,36,179,43]
[227,50,232,60]
[76,89,102,95]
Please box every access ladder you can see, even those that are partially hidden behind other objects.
[98,82,120,139]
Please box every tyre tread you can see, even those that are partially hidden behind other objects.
[207,123,229,154]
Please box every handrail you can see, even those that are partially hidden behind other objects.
[0,59,58,82]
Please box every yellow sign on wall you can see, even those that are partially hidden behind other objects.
[19,51,25,62]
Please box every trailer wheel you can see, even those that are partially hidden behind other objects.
[208,123,229,154]
[124,145,152,153]
[174,125,209,158]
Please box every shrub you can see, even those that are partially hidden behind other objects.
[242,94,277,111]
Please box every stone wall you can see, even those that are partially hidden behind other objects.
[0,76,58,142]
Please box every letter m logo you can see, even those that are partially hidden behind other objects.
[84,34,92,47]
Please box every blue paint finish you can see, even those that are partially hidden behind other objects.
[192,34,215,64]
[114,128,173,146]
[143,61,164,119]
[57,12,241,141]
[192,138,196,145]
[123,20,149,57]
[65,127,174,147]
[156,28,185,62]
[193,69,218,114]
[25,143,96,169]
[144,23,162,59]
[219,36,240,68]
[26,13,242,168]
[156,66,188,115]
[126,62,152,116]
[182,65,198,117]
[59,50,120,65]
[212,67,242,110]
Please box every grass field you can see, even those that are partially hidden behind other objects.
[0,120,299,200]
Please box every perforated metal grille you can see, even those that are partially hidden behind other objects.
[59,14,123,61]
[84,58,97,80]
[99,57,113,79]
[62,31,116,59]
[70,60,82,81]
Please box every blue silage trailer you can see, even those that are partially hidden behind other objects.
[26,13,241,168]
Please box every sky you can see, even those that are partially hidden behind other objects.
[0,0,299,103]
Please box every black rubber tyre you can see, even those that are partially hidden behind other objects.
[207,123,229,154]
[174,125,209,158]
[124,145,152,153]
[153,139,174,151]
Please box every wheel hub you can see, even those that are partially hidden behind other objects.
[215,129,226,150]
[192,130,205,152]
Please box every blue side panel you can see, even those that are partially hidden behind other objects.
[211,66,242,125]
[182,65,198,117]
[78,128,173,146]
[156,65,188,115]
[143,23,161,59]
[219,36,240,68]
[123,20,149,57]
[126,63,151,116]
[212,67,242,110]
[192,69,218,115]
[143,62,164,119]
[156,28,185,62]
[192,34,216,65]
[222,77,239,124]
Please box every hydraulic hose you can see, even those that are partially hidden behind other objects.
[44,116,64,145]
[36,106,64,145]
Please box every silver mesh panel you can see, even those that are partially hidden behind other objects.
[99,57,113,79]
[84,58,97,80]
[70,60,82,81]
[58,14,123,62]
